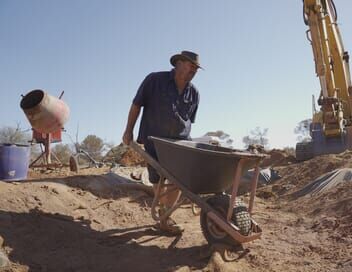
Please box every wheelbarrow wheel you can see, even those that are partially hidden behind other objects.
[200,194,251,246]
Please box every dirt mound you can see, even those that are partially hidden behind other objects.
[270,150,352,196]
[260,149,296,167]
[260,150,352,243]
[119,148,146,166]
[103,144,146,166]
[0,168,223,272]
[291,168,352,197]
[287,180,352,239]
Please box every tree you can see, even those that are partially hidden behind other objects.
[242,127,269,148]
[80,135,104,160]
[0,124,30,144]
[294,119,312,143]
[52,144,73,164]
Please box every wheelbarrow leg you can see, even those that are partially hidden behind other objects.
[129,142,188,222]
[227,159,245,221]
[150,177,186,222]
[227,158,261,219]
[150,176,166,221]
[248,165,260,215]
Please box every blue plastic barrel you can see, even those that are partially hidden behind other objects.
[0,144,30,181]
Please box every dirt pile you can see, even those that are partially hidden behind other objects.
[260,149,352,245]
[271,150,352,195]
[306,181,352,237]
[285,167,352,238]
[119,148,146,166]
[260,149,296,168]
[103,144,146,166]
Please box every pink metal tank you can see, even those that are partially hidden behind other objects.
[20,89,70,133]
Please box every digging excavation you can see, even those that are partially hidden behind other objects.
[0,1,351,272]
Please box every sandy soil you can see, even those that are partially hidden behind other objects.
[0,150,351,272]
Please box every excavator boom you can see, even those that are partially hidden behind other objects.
[296,0,352,160]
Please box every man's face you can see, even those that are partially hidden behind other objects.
[178,60,199,82]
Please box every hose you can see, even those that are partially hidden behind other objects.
[303,0,309,26]
[328,0,337,22]
[303,0,337,25]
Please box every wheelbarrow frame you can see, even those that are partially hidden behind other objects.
[130,140,265,244]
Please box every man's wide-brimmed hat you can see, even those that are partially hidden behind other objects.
[170,51,202,69]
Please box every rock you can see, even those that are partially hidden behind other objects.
[174,266,191,272]
[207,251,225,271]
[0,251,9,268]
[256,188,276,199]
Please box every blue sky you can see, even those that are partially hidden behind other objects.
[1,0,352,148]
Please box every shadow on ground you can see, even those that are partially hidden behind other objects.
[0,209,207,272]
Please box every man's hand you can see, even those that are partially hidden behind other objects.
[123,130,133,145]
[122,104,141,145]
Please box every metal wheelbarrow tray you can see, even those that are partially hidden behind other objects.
[151,137,261,194]
[130,136,267,254]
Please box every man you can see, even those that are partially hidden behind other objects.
[122,50,201,235]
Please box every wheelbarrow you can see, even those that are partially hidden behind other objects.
[130,136,266,260]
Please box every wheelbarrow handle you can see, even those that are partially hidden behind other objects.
[129,141,161,171]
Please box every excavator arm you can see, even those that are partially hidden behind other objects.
[296,0,352,160]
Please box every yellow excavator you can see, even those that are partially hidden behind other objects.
[296,0,352,160]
